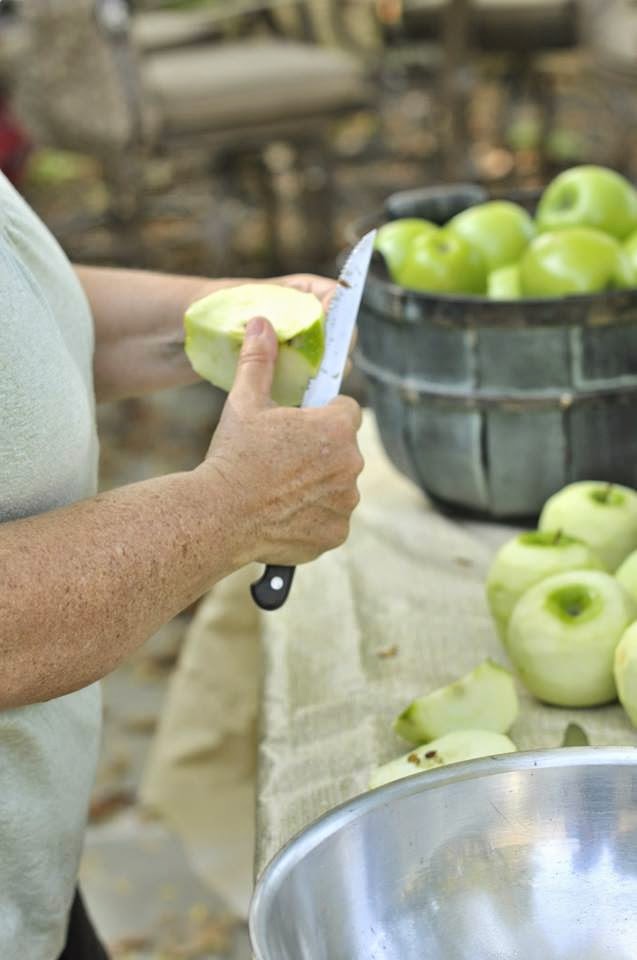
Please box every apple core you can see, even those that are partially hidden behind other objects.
[545,584,603,625]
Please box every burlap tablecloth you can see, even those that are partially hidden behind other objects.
[141,411,636,912]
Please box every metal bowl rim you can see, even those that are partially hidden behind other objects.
[249,745,637,957]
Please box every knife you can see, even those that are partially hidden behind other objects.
[250,228,377,611]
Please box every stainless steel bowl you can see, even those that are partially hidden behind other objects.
[250,748,637,960]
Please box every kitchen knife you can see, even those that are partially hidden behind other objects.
[250,228,377,611]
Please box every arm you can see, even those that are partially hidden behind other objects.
[0,320,363,709]
[74,265,335,403]
[0,468,245,707]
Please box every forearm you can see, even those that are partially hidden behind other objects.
[0,466,248,708]
[75,265,234,402]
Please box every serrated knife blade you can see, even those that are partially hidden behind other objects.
[250,228,377,611]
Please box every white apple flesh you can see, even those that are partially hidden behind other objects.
[616,550,637,605]
[184,283,325,406]
[369,730,517,790]
[539,481,637,572]
[393,659,518,744]
[487,530,603,642]
[614,621,637,727]
[507,569,636,707]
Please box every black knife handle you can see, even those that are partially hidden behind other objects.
[250,565,296,611]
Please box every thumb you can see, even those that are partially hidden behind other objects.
[230,316,279,409]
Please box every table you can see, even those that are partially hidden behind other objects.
[140,411,635,912]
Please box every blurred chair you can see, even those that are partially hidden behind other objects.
[378,0,578,177]
[13,0,375,269]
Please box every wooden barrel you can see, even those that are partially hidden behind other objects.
[353,186,637,519]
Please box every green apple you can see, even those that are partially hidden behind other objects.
[374,218,437,280]
[519,228,633,297]
[448,201,535,272]
[616,550,637,605]
[184,283,325,406]
[369,730,516,790]
[623,229,637,285]
[393,659,518,744]
[536,165,637,240]
[614,621,637,726]
[487,264,521,300]
[395,227,487,295]
[506,569,635,707]
[486,530,604,641]
[539,481,637,572]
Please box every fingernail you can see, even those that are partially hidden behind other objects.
[246,316,266,338]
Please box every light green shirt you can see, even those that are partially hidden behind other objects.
[0,172,102,959]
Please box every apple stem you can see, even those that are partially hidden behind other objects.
[602,482,613,504]
[553,529,563,545]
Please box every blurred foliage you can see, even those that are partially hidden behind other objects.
[25,149,98,187]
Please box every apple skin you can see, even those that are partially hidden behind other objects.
[374,218,437,281]
[539,481,637,572]
[624,229,637,284]
[487,264,521,300]
[616,550,637,606]
[448,201,536,272]
[536,165,637,240]
[614,621,637,727]
[395,227,487,295]
[486,530,604,642]
[519,227,634,297]
[506,569,636,707]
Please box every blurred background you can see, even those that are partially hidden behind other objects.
[3,1,637,958]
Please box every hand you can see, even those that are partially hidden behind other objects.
[197,317,364,567]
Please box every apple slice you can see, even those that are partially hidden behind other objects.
[486,530,603,641]
[184,284,325,406]
[616,550,637,605]
[506,569,636,707]
[393,659,518,744]
[539,481,637,572]
[369,730,516,790]
[614,622,637,727]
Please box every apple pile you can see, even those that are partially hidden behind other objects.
[488,480,637,715]
[375,165,637,299]
[369,479,637,790]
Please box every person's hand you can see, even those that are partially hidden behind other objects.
[196,317,364,567]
